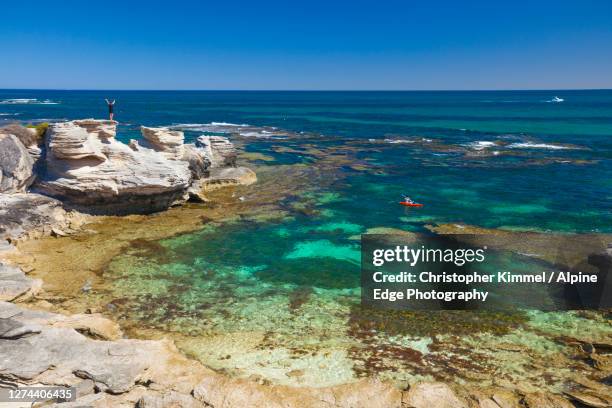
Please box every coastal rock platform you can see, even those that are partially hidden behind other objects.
[26,119,254,215]
[0,193,85,242]
[36,120,193,214]
[3,297,604,407]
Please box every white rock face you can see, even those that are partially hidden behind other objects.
[0,133,36,193]
[37,120,193,214]
[182,143,212,179]
[0,193,73,241]
[0,263,42,301]
[141,126,185,159]
[26,119,254,214]
[196,135,237,168]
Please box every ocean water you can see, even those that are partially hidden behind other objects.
[2,89,611,232]
[3,90,612,387]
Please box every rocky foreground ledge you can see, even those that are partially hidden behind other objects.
[4,298,604,408]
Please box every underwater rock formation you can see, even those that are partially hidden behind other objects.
[201,166,257,190]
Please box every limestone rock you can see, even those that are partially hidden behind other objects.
[45,120,111,162]
[200,167,257,191]
[0,263,42,301]
[523,392,575,408]
[141,126,185,159]
[0,302,580,408]
[0,302,169,393]
[49,313,123,340]
[182,144,211,180]
[403,382,467,408]
[192,376,402,408]
[0,133,35,193]
[47,391,108,407]
[72,119,117,138]
[564,389,612,408]
[137,391,203,408]
[196,135,237,168]
[0,193,74,241]
[36,120,192,214]
[0,302,210,400]
[331,378,403,408]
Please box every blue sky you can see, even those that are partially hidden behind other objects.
[1,0,611,90]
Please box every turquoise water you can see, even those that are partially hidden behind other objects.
[3,90,611,386]
[2,89,611,232]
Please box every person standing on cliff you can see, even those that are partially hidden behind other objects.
[105,98,116,121]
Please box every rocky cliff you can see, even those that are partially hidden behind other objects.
[28,120,253,214]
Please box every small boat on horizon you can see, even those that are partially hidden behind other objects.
[549,96,564,103]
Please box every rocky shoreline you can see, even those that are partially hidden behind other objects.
[4,297,608,408]
[0,120,610,407]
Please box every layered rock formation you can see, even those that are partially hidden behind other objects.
[0,263,41,301]
[196,135,237,168]
[0,193,82,242]
[140,125,185,159]
[186,135,255,199]
[0,133,35,193]
[36,120,192,214]
[0,120,253,214]
[33,120,253,214]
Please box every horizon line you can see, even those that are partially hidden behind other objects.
[1,88,611,92]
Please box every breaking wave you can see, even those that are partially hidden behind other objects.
[171,122,287,139]
[0,98,59,105]
[507,142,575,150]
[465,141,498,150]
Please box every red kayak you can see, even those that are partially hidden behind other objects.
[400,201,423,207]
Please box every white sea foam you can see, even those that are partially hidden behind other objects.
[209,121,248,127]
[0,98,37,104]
[0,113,19,116]
[171,122,249,132]
[466,141,497,150]
[384,138,415,144]
[507,142,573,150]
[0,98,59,105]
[239,130,275,138]
[172,122,287,138]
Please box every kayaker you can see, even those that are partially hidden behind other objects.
[403,196,414,204]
